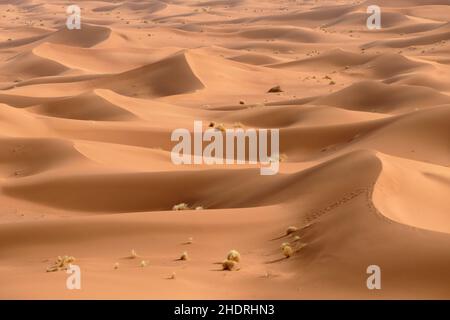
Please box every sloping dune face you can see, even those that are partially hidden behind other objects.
[0,0,449,299]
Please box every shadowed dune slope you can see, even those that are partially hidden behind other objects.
[0,0,449,299]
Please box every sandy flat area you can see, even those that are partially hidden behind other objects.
[0,0,449,299]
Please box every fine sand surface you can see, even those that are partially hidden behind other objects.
[0,0,449,299]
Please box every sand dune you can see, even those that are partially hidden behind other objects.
[374,152,450,233]
[0,136,88,178]
[0,50,74,80]
[229,52,284,65]
[0,0,449,299]
[311,81,450,113]
[28,90,139,121]
[92,1,167,13]
[32,42,178,73]
[364,23,450,48]
[269,48,374,70]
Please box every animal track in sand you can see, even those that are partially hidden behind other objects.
[304,188,367,224]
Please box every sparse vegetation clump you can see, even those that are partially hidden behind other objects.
[173,203,204,211]
[215,123,226,132]
[209,121,245,132]
[114,262,119,270]
[221,249,241,271]
[282,245,294,258]
[208,121,226,132]
[46,255,75,272]
[281,242,290,249]
[130,249,138,259]
[140,260,148,267]
[173,203,190,211]
[227,249,241,262]
[222,259,238,271]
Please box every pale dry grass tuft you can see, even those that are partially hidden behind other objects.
[140,260,148,267]
[281,242,290,249]
[222,259,238,271]
[227,249,241,262]
[173,203,190,211]
[46,255,75,272]
[282,245,294,258]
[214,123,226,132]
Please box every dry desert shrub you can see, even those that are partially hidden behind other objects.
[281,242,290,249]
[209,122,244,131]
[214,123,226,132]
[140,260,148,267]
[222,259,238,271]
[227,249,241,262]
[173,203,190,211]
[282,245,294,258]
[114,262,119,270]
[46,255,75,272]
[130,249,138,259]
[208,121,226,132]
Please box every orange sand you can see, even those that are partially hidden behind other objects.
[0,0,449,299]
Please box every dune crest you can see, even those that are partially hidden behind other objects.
[0,0,449,299]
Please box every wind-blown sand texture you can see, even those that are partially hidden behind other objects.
[0,0,449,299]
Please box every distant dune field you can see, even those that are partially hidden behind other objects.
[0,0,449,299]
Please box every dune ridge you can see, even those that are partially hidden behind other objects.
[0,0,449,299]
